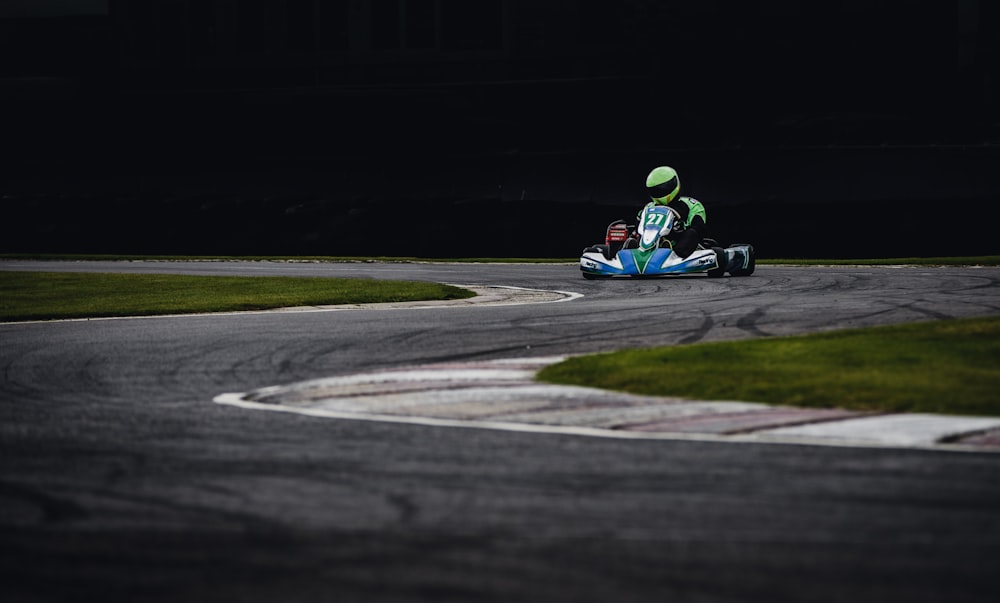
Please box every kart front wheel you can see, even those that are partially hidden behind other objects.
[583,244,615,261]
[707,247,727,278]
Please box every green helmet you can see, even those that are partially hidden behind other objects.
[646,166,680,205]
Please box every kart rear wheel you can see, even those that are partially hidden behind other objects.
[728,244,756,277]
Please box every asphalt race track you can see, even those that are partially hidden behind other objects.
[2,260,1000,603]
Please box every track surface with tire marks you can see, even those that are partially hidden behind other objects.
[2,260,1000,603]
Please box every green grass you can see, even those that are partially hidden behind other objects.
[0,271,474,322]
[760,256,1000,266]
[537,316,1000,417]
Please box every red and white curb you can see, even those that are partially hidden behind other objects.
[215,357,1000,452]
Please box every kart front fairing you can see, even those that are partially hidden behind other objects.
[580,246,719,277]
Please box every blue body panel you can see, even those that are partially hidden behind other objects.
[580,247,718,277]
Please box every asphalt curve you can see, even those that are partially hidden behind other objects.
[2,260,1000,603]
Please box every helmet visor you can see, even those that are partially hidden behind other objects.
[646,175,678,202]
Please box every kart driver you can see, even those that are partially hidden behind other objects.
[640,165,751,272]
[641,165,706,258]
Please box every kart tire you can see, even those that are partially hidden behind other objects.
[583,244,615,261]
[708,247,727,278]
[582,244,612,279]
[728,244,756,277]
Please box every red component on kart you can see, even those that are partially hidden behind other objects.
[606,224,630,245]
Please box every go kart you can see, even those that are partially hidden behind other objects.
[580,205,755,279]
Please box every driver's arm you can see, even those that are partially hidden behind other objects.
[671,214,706,258]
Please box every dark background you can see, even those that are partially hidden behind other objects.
[2,1,998,258]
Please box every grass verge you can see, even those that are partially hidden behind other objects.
[537,316,1000,417]
[761,256,1000,266]
[0,271,474,322]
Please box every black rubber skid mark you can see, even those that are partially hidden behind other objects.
[678,314,714,345]
[0,481,89,524]
[737,308,771,337]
